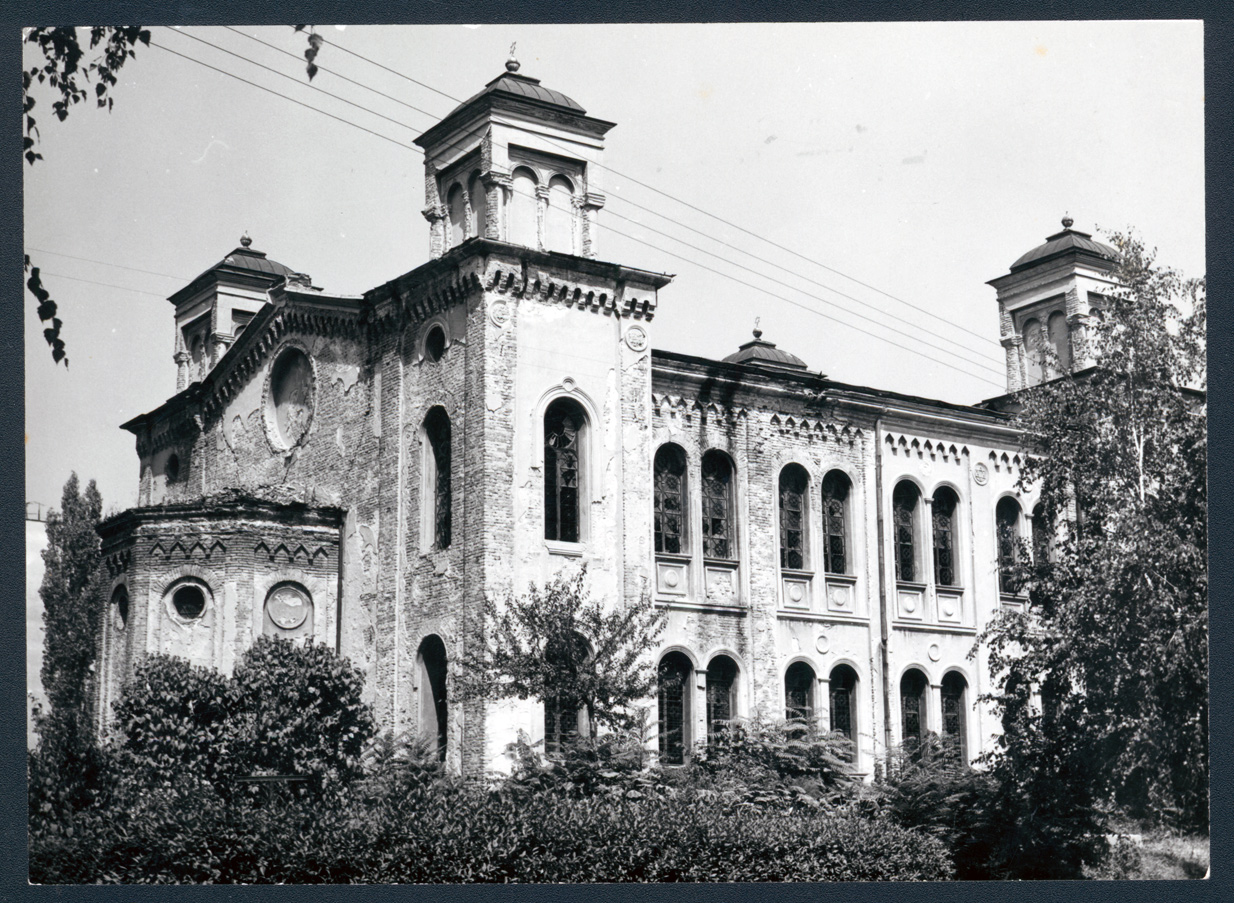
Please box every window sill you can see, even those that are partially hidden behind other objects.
[780,568,814,579]
[824,572,857,584]
[545,540,585,558]
[896,580,928,592]
[937,585,966,593]
[655,552,692,564]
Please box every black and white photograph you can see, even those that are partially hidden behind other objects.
[23,19,1208,883]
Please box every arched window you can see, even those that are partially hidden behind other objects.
[424,407,452,550]
[785,661,816,722]
[932,487,959,587]
[546,175,576,253]
[189,334,204,383]
[658,652,693,765]
[705,655,738,740]
[829,664,858,759]
[510,167,538,248]
[110,585,129,631]
[545,633,590,758]
[417,635,448,762]
[1032,503,1052,564]
[424,325,447,362]
[892,481,921,583]
[779,464,809,570]
[701,451,735,560]
[900,669,928,745]
[941,671,968,762]
[1023,317,1045,385]
[468,172,487,239]
[996,497,1023,594]
[1047,311,1072,374]
[447,183,467,247]
[821,470,851,575]
[654,444,688,555]
[544,398,586,543]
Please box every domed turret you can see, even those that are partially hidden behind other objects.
[723,327,811,371]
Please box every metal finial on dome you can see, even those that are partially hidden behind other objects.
[753,317,762,340]
[506,42,520,73]
[239,233,252,248]
[1061,214,1074,229]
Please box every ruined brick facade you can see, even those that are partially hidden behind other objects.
[95,60,1111,775]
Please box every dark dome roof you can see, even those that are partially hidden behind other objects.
[722,329,809,370]
[1010,219,1119,272]
[168,237,295,305]
[450,71,586,118]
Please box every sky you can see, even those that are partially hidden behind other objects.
[23,21,1205,516]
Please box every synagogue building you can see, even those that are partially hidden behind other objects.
[94,58,1121,774]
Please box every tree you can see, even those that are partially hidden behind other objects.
[461,567,666,747]
[983,231,1207,831]
[30,473,106,816]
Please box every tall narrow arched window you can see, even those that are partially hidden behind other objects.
[546,175,576,254]
[658,652,693,765]
[829,664,858,759]
[892,481,921,583]
[1047,311,1072,374]
[996,497,1023,594]
[447,183,467,247]
[779,464,809,570]
[821,471,851,575]
[1032,503,1052,564]
[932,487,959,587]
[544,398,586,543]
[1023,317,1045,385]
[544,632,589,758]
[510,167,538,248]
[468,172,487,239]
[941,671,969,763]
[701,451,735,560]
[423,407,452,550]
[785,661,816,722]
[417,636,448,762]
[654,444,688,555]
[900,669,928,746]
[705,655,739,741]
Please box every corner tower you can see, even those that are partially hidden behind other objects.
[987,216,1120,391]
[413,49,615,260]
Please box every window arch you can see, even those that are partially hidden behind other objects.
[544,398,586,543]
[468,172,487,239]
[932,486,960,587]
[510,167,538,248]
[779,464,809,570]
[1023,317,1045,385]
[658,652,694,764]
[545,632,590,758]
[654,444,688,555]
[900,668,929,745]
[892,481,921,583]
[996,497,1023,594]
[545,174,576,254]
[1047,310,1071,374]
[417,635,448,762]
[821,470,851,575]
[705,655,739,740]
[701,451,736,560]
[424,407,452,551]
[447,182,467,247]
[941,671,969,763]
[829,664,859,759]
[785,661,816,722]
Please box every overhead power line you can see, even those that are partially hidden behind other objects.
[26,247,189,282]
[38,270,176,297]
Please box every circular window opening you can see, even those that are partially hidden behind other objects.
[268,347,314,447]
[172,583,207,620]
[424,325,447,362]
[111,585,129,630]
[265,583,313,631]
[165,454,180,482]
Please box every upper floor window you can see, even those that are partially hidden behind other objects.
[701,451,736,560]
[545,175,576,254]
[510,167,538,248]
[705,655,739,741]
[467,172,487,239]
[544,398,586,543]
[1032,503,1053,564]
[932,487,959,587]
[424,407,452,550]
[447,182,467,247]
[821,470,851,575]
[779,464,809,570]
[1023,316,1045,384]
[996,497,1023,594]
[892,481,921,583]
[654,444,688,555]
[1047,311,1072,374]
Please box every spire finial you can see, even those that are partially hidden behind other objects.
[1061,213,1074,229]
[506,42,520,73]
[239,233,252,248]
[753,317,763,340]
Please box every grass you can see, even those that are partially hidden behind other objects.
[1085,824,1209,880]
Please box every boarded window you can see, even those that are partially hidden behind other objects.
[1023,317,1045,384]
[779,464,808,570]
[1048,310,1072,374]
[468,173,487,239]
[821,471,850,574]
[654,444,687,555]
[546,175,576,254]
[447,183,466,247]
[510,168,538,247]
[544,399,584,543]
[932,487,959,587]
[701,451,735,560]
